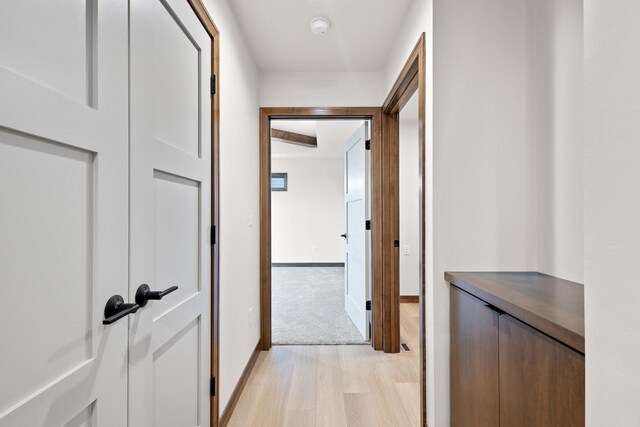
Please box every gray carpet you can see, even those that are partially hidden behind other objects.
[271,266,368,345]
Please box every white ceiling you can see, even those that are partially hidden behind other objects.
[272,119,364,158]
[229,0,415,71]
[272,120,317,137]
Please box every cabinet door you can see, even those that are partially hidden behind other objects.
[450,286,500,427]
[499,315,585,427]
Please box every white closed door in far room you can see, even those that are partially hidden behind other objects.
[129,0,212,425]
[343,122,371,340]
[0,0,129,426]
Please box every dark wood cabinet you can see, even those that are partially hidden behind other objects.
[447,272,585,427]
[499,315,585,427]
[450,287,500,427]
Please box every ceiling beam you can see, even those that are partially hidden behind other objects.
[271,128,317,148]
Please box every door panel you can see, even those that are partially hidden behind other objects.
[0,0,129,425]
[152,0,200,157]
[499,314,585,426]
[0,133,93,412]
[0,0,97,106]
[129,0,212,425]
[153,320,200,427]
[153,171,201,316]
[344,122,370,340]
[450,286,500,427]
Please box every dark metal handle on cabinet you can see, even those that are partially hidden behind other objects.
[135,284,179,307]
[340,233,347,239]
[103,295,140,325]
[484,302,506,315]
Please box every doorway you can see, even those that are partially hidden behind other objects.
[270,119,371,345]
[259,108,385,351]
[257,32,426,427]
[381,33,427,425]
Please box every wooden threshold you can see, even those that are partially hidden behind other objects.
[400,295,419,303]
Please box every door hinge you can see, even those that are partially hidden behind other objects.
[211,225,216,245]
[365,220,371,230]
[366,300,372,310]
[210,376,216,397]
[365,139,371,150]
[210,74,216,95]
[394,240,400,248]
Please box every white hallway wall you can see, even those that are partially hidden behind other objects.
[271,156,345,263]
[208,0,640,424]
[254,1,584,425]
[202,0,261,414]
[399,116,420,296]
[260,71,384,107]
[385,0,583,425]
[585,0,640,424]
[382,0,437,422]
[432,3,538,427]
[532,0,584,283]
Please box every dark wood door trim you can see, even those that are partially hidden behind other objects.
[381,111,400,353]
[382,33,427,426]
[259,107,384,351]
[186,2,220,426]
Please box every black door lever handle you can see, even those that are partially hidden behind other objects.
[135,284,179,307]
[340,233,347,238]
[103,295,140,325]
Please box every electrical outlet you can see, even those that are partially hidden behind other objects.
[312,246,318,253]
[404,245,411,255]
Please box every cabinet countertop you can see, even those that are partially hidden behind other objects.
[445,271,585,353]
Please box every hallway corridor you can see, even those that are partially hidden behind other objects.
[226,304,420,426]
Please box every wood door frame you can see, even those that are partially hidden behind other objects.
[382,33,427,426]
[259,107,386,351]
[185,1,220,426]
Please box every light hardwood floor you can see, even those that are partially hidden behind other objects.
[226,303,420,427]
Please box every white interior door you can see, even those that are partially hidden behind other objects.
[0,1,129,425]
[344,122,371,340]
[129,0,212,425]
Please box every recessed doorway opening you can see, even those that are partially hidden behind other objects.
[270,118,372,345]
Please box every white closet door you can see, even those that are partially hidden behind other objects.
[128,0,212,425]
[0,0,129,426]
[344,122,371,340]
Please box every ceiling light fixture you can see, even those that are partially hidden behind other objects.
[310,17,331,35]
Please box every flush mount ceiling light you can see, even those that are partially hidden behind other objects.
[310,17,331,35]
